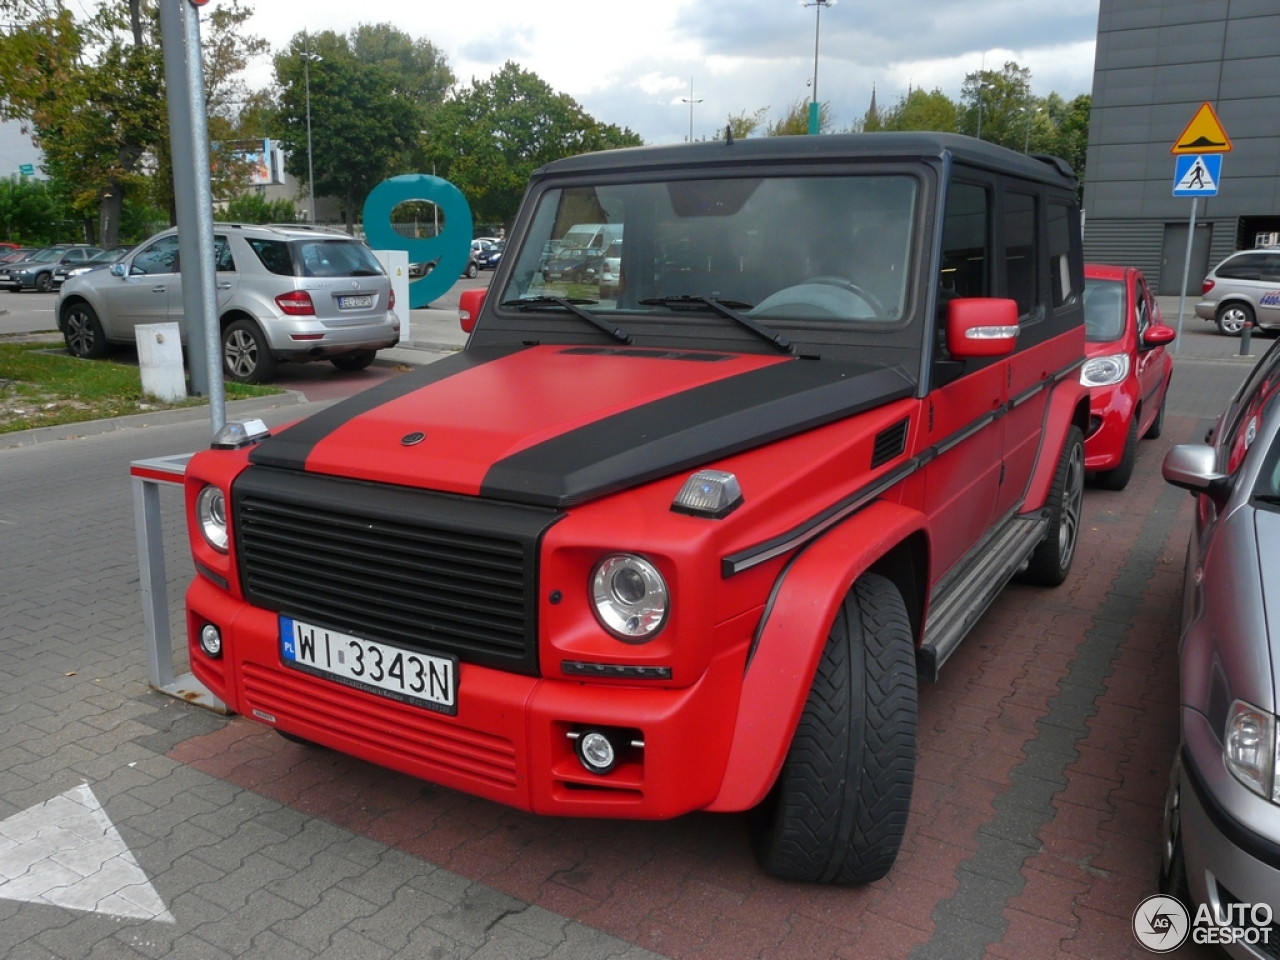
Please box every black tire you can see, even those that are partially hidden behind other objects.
[751,573,917,885]
[62,301,110,359]
[1216,301,1253,336]
[1158,757,1191,905]
[1144,385,1168,440]
[1022,425,1085,586]
[330,349,377,372]
[465,261,479,279]
[222,318,277,384]
[1096,414,1138,491]
[34,271,53,293]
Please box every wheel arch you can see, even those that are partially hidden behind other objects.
[1023,379,1091,511]
[706,500,929,813]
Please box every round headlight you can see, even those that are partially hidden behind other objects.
[590,554,669,642]
[1080,353,1130,388]
[196,485,228,552]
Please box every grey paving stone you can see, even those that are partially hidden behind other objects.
[191,889,306,955]
[427,884,528,949]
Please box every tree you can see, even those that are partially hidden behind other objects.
[273,27,439,231]
[0,174,76,244]
[349,23,453,112]
[877,88,960,134]
[714,107,769,141]
[960,61,1034,150]
[423,62,643,226]
[0,0,267,246]
[765,98,833,136]
[220,192,298,225]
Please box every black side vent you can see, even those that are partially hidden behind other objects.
[871,418,910,469]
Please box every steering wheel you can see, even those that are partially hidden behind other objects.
[806,276,885,316]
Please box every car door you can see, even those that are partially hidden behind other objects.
[922,176,1004,581]
[166,234,240,341]
[1258,253,1280,327]
[99,235,180,339]
[1132,272,1168,435]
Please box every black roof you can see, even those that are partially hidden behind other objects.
[534,132,1077,190]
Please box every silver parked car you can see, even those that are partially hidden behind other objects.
[55,224,399,383]
[1195,248,1280,336]
[1160,336,1280,954]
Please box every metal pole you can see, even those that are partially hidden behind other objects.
[1174,196,1198,355]
[305,32,316,225]
[681,78,701,143]
[158,0,224,430]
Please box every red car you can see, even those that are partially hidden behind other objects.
[1081,264,1176,489]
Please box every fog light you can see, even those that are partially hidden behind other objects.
[575,730,618,775]
[199,624,222,658]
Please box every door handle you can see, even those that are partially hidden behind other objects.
[151,285,166,293]
[217,282,232,290]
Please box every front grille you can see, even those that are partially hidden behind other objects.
[1217,884,1280,959]
[233,467,561,675]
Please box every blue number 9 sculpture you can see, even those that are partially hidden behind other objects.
[362,174,473,309]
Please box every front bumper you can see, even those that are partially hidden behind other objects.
[186,576,741,819]
[1180,711,1280,958]
[1084,380,1136,472]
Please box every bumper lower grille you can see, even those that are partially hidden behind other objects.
[233,467,560,675]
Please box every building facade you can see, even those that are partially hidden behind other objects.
[1083,0,1280,294]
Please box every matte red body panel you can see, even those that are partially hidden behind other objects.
[709,501,929,811]
[301,347,785,494]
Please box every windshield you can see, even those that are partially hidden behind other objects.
[502,175,918,325]
[1083,278,1125,342]
[89,248,128,264]
[30,248,64,263]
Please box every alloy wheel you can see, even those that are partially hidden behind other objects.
[1058,442,1084,568]
[224,328,258,379]
[65,308,95,357]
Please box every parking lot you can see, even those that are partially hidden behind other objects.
[0,296,1267,958]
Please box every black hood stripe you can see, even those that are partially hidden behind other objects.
[480,361,916,507]
[248,345,523,472]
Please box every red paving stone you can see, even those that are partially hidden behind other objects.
[168,413,1214,958]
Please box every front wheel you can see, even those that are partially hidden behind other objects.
[62,301,110,359]
[1022,425,1085,585]
[751,573,917,885]
[35,271,53,293]
[222,318,277,384]
[1217,302,1253,336]
[465,262,479,279]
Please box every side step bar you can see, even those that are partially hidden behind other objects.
[917,512,1048,681]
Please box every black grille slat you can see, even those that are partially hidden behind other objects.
[871,418,910,469]
[233,467,562,675]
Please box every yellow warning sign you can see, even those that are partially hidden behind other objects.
[1171,102,1232,154]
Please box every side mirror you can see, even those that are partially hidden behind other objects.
[110,262,127,278]
[1163,443,1229,503]
[946,298,1020,358]
[1143,323,1176,349]
[458,287,486,334]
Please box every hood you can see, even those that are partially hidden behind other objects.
[249,344,915,507]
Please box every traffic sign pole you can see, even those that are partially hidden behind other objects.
[1174,197,1197,355]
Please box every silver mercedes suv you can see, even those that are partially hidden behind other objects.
[55,223,400,383]
[1195,248,1280,337]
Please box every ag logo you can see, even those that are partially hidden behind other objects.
[1133,894,1190,952]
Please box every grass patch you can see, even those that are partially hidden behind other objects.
[0,342,280,434]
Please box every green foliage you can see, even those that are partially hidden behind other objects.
[350,23,454,112]
[960,61,1034,149]
[765,98,833,136]
[714,107,770,141]
[876,88,960,134]
[0,175,78,244]
[220,193,300,225]
[274,27,430,231]
[423,62,643,226]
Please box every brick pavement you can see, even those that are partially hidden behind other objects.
[0,344,1254,959]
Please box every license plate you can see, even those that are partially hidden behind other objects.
[280,616,457,715]
[337,294,374,309]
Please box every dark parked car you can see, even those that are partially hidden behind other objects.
[542,245,603,283]
[410,254,480,280]
[1160,337,1280,953]
[0,244,102,292]
[53,246,135,287]
[479,241,505,270]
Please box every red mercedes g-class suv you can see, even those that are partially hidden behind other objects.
[183,133,1089,885]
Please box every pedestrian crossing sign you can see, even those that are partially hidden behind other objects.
[1173,154,1221,197]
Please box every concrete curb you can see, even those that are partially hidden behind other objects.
[0,391,310,450]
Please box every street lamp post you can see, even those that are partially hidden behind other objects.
[681,77,702,142]
[303,33,321,224]
[801,0,835,135]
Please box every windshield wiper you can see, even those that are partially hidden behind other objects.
[638,295,793,354]
[500,296,631,344]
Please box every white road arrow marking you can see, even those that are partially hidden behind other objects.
[0,783,174,922]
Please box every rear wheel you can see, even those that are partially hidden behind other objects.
[62,302,110,359]
[751,573,917,885]
[222,318,277,384]
[1096,415,1138,491]
[1144,386,1168,440]
[1216,302,1253,336]
[331,350,376,372]
[1022,425,1085,586]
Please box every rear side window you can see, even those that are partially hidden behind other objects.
[1218,254,1268,280]
[939,182,990,304]
[295,240,384,278]
[248,239,295,276]
[1047,202,1077,308]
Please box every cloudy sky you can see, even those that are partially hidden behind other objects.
[240,0,1101,144]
